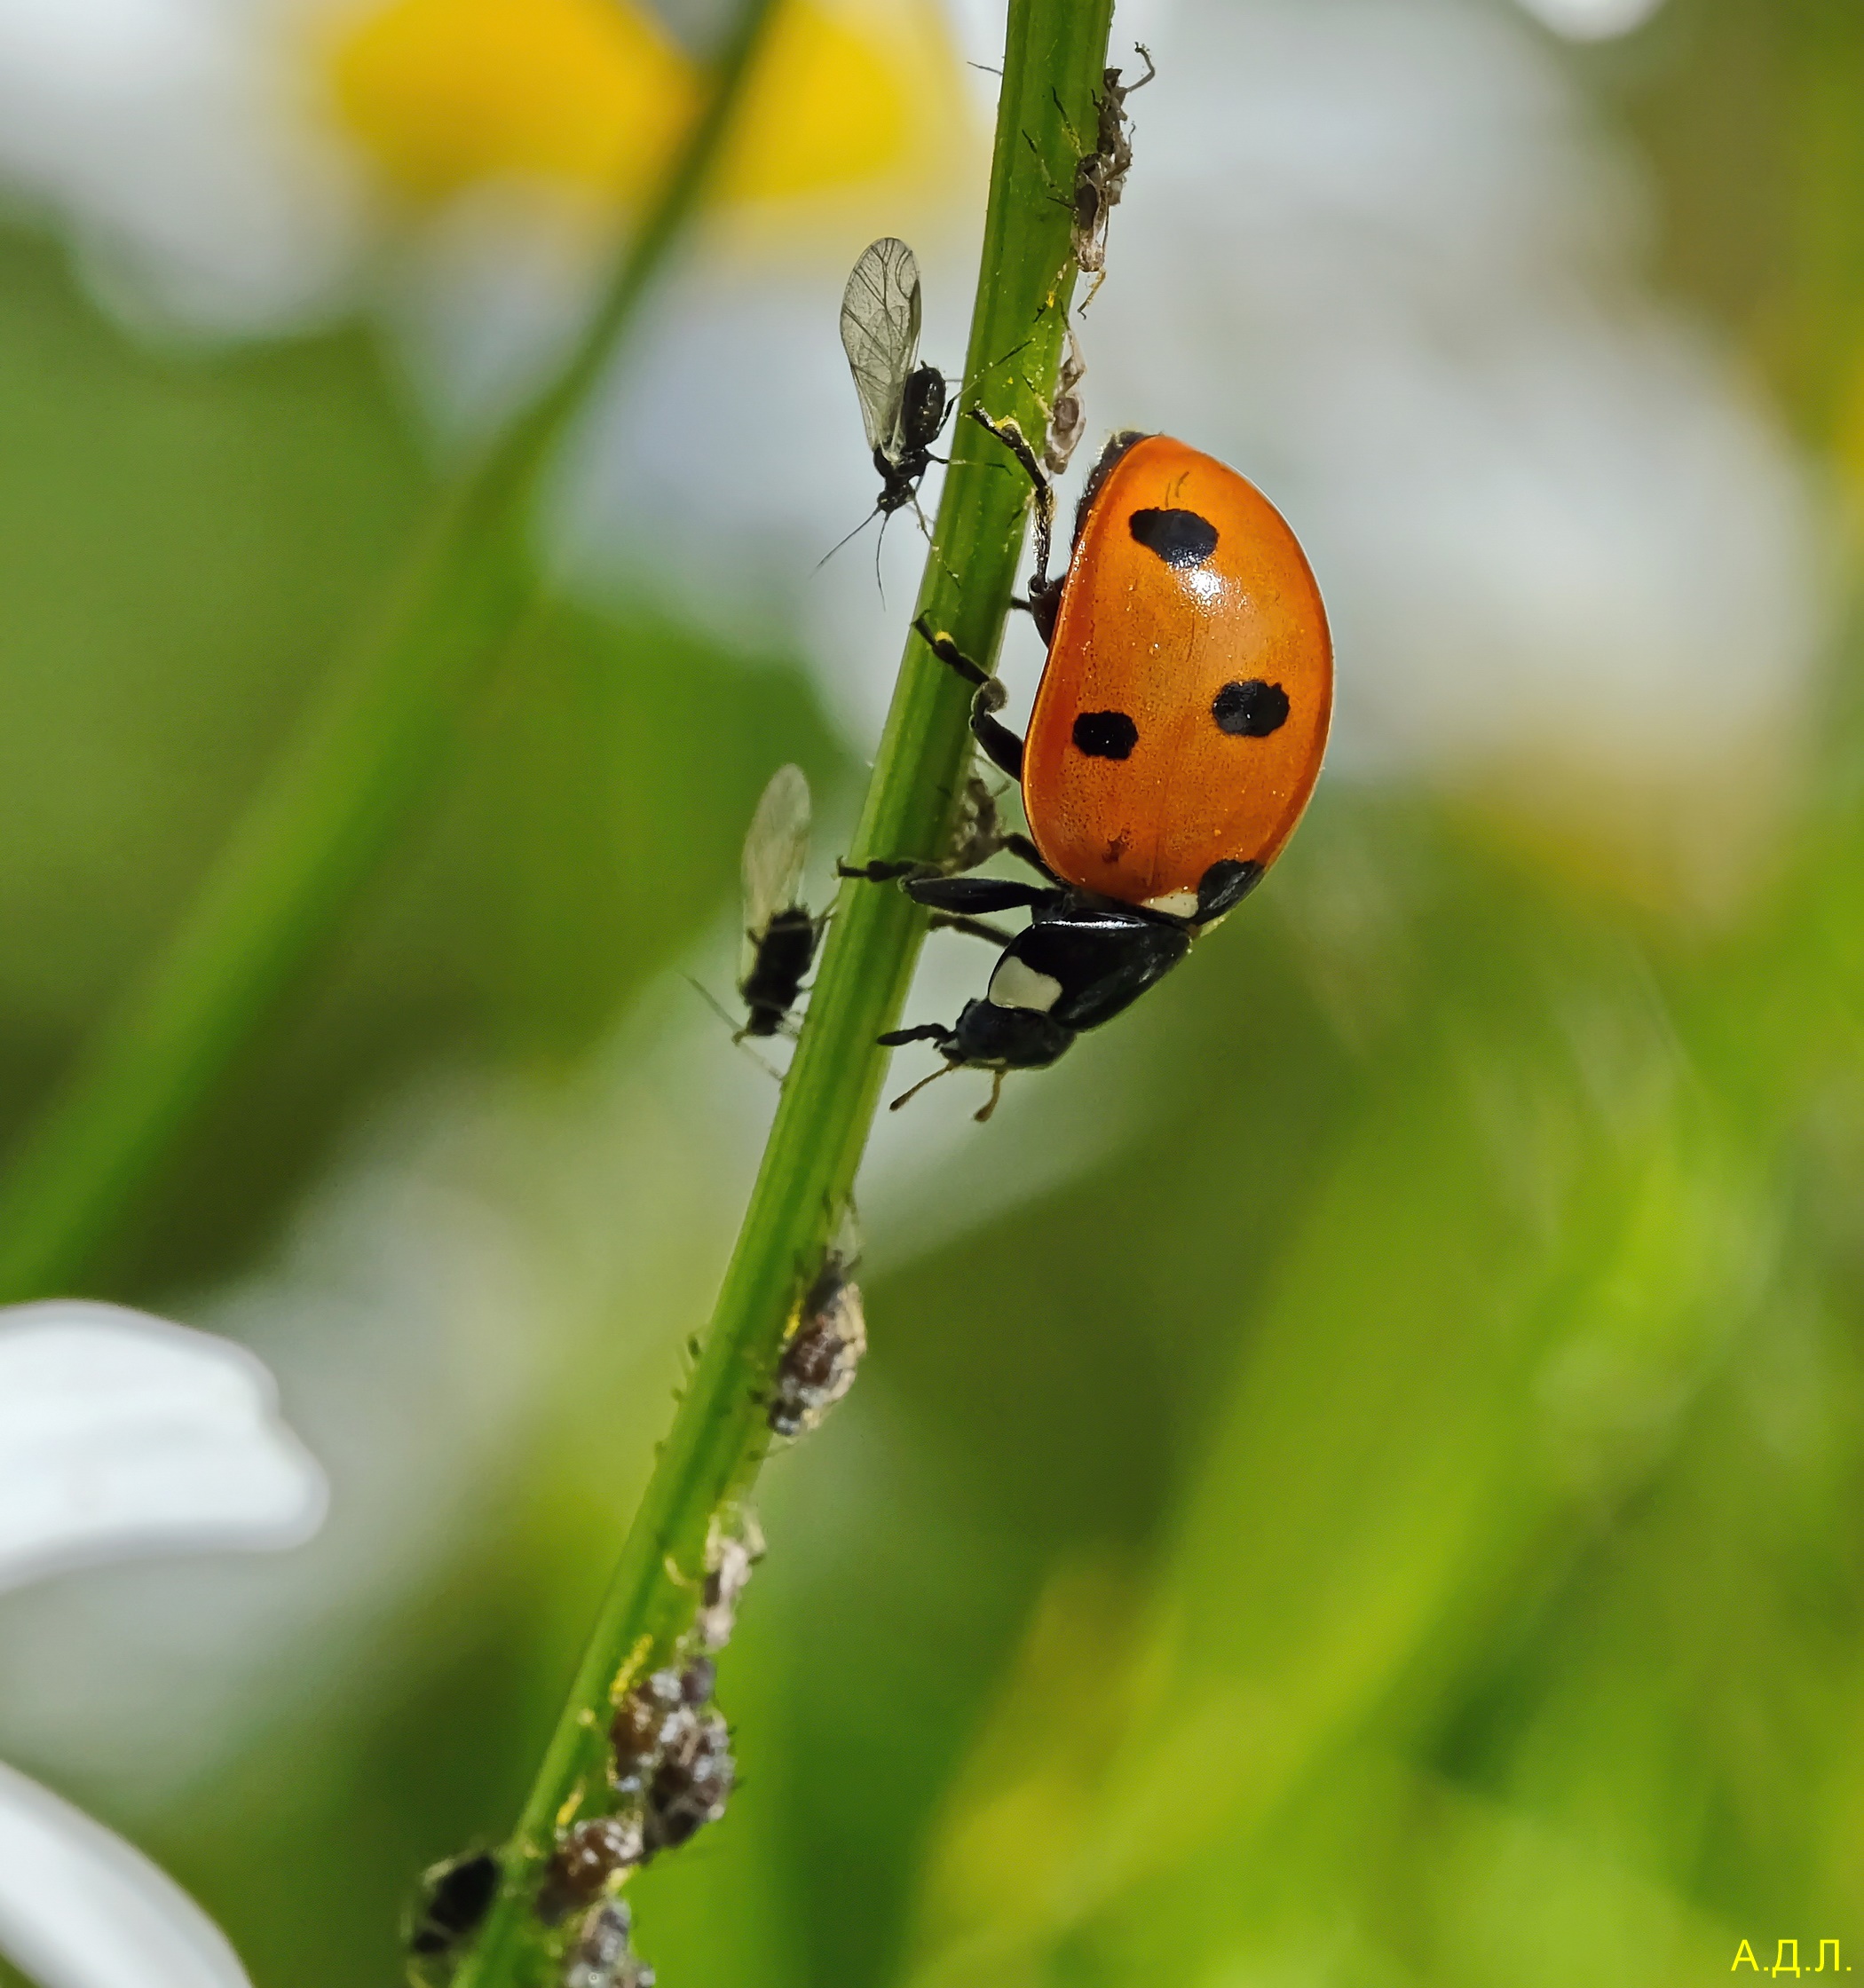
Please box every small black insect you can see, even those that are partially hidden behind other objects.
[769,1252,867,1440]
[407,1850,501,1963]
[1072,47,1156,308]
[738,764,822,1039]
[830,236,952,561]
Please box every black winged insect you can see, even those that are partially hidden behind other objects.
[828,236,952,567]
[407,1850,500,1970]
[737,763,822,1039]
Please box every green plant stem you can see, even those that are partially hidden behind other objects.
[0,0,779,1305]
[450,3,1117,1982]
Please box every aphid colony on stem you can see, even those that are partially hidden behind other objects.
[605,1657,735,1858]
[401,1196,871,1984]
[398,1216,865,1973]
[403,1506,770,1985]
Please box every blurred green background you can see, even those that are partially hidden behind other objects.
[4,0,1864,1984]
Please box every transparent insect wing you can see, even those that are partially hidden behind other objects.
[741,764,812,975]
[840,237,923,463]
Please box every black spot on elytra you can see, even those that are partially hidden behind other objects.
[1128,507,1219,568]
[1212,680,1289,738]
[1072,710,1140,761]
[1196,859,1264,923]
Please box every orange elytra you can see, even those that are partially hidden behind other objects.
[873,428,1332,1118]
[1023,432,1333,919]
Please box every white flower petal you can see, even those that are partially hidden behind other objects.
[0,0,366,335]
[1513,0,1666,41]
[0,1759,249,1988]
[0,1302,327,1594]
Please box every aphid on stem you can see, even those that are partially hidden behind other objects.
[1070,46,1155,309]
[769,1235,867,1440]
[1043,326,1088,474]
[537,1818,644,1924]
[643,1710,735,1854]
[610,1660,715,1800]
[565,1901,655,1988]
[825,237,952,579]
[407,1850,501,1969]
[737,764,824,1040]
[696,1507,765,1651]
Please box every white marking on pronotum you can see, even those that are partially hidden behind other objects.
[1141,890,1199,919]
[989,957,1064,1013]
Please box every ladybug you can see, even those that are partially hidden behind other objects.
[875,425,1331,1118]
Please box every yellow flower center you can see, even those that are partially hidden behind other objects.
[327,0,946,211]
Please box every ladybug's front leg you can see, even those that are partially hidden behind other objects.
[967,409,1055,613]
[912,617,1026,782]
[926,912,1018,947]
[839,780,1052,891]
[903,874,1061,916]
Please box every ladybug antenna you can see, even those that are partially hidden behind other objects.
[974,1069,1007,1123]
[888,1062,960,1113]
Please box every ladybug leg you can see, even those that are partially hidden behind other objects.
[904,874,1058,915]
[877,1022,952,1049]
[999,832,1057,880]
[966,409,1055,593]
[927,913,1017,947]
[912,614,989,687]
[912,616,1027,783]
[968,676,1026,784]
[837,857,923,884]
[840,775,1040,889]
